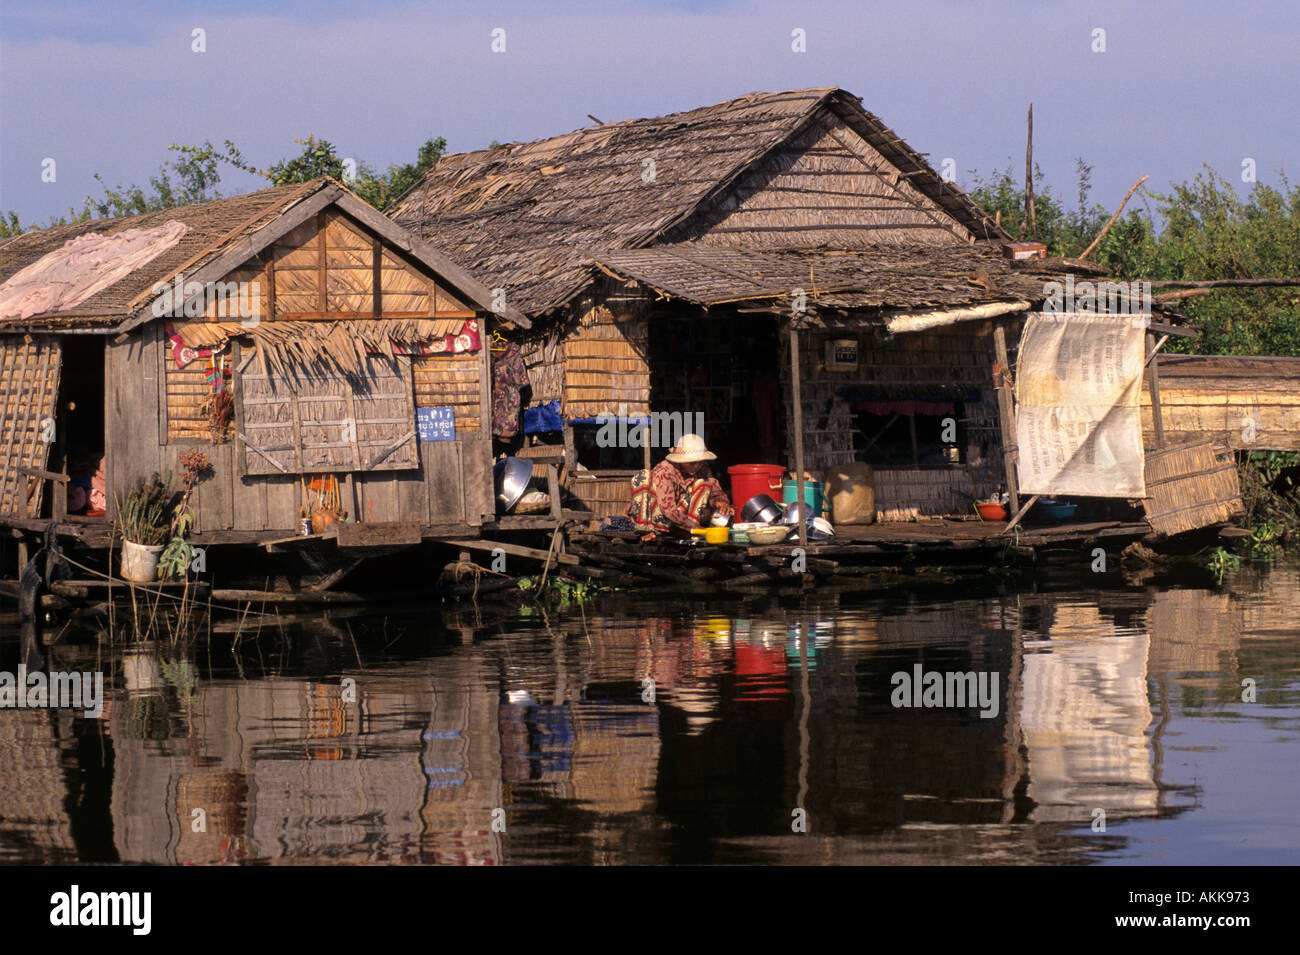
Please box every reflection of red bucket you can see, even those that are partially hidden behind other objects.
[728,464,785,509]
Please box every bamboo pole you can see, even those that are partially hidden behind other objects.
[1146,332,1165,448]
[1151,277,1300,291]
[1020,104,1037,240]
[789,325,808,550]
[992,322,1020,514]
[1080,175,1150,261]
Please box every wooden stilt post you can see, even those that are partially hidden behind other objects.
[992,322,1021,515]
[789,324,808,550]
[1146,332,1165,449]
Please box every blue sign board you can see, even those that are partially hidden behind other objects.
[417,406,456,442]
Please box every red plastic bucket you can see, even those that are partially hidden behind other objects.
[728,464,785,508]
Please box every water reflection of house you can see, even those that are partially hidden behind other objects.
[0,710,76,861]
[419,657,503,866]
[800,600,1022,831]
[108,663,508,865]
[1019,600,1158,821]
[498,615,662,828]
[1145,588,1243,676]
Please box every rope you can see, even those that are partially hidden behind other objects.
[55,551,281,618]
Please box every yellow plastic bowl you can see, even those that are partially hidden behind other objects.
[704,526,730,544]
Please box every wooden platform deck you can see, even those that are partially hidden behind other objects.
[561,518,1156,589]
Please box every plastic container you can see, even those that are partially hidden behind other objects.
[120,540,164,582]
[976,501,1007,521]
[728,464,785,512]
[782,479,825,518]
[827,463,875,525]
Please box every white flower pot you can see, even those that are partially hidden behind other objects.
[120,540,165,582]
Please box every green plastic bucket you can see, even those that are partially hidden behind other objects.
[781,479,825,516]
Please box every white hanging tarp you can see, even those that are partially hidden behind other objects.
[1014,312,1147,497]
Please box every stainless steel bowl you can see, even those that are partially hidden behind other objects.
[494,456,533,513]
[780,501,814,525]
[740,494,783,524]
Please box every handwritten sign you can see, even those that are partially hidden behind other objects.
[417,406,456,442]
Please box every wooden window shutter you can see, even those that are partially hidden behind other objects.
[238,355,418,475]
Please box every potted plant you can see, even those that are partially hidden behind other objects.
[157,450,209,580]
[119,472,174,582]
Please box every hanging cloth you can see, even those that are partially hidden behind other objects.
[491,341,529,438]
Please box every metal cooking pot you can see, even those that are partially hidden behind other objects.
[740,493,783,525]
[494,456,533,514]
[781,505,835,541]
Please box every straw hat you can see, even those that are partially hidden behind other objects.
[666,433,716,463]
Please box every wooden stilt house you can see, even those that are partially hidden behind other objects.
[388,88,1045,519]
[392,87,1268,537]
[0,178,529,570]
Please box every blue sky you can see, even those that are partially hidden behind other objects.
[2,0,1297,226]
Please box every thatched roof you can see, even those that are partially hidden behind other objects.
[0,179,527,331]
[0,182,316,329]
[176,318,469,378]
[390,87,1009,317]
[590,242,1050,311]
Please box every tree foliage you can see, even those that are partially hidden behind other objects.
[0,134,446,238]
[967,161,1300,357]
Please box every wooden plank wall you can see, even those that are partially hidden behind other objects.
[106,327,166,521]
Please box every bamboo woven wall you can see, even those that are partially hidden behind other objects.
[0,335,61,516]
[414,354,481,430]
[239,356,418,474]
[1143,438,1244,537]
[872,467,991,522]
[1141,382,1300,451]
[238,208,470,320]
[570,470,637,518]
[677,108,970,250]
[782,323,1003,488]
[562,285,651,419]
[165,360,213,441]
[522,326,563,405]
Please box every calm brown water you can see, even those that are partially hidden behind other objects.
[1,564,1297,865]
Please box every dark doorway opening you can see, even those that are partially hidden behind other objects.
[647,309,784,471]
[55,337,107,519]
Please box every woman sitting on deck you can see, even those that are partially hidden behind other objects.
[628,434,732,540]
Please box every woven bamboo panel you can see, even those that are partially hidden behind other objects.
[200,261,265,321]
[1141,387,1300,451]
[240,354,418,474]
[570,471,635,517]
[563,303,649,418]
[1143,438,1244,537]
[688,110,966,250]
[258,210,468,318]
[522,329,563,404]
[413,355,481,430]
[0,336,61,517]
[872,467,993,522]
[166,360,212,440]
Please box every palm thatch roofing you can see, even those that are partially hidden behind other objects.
[590,242,1053,311]
[390,87,1011,317]
[0,178,527,332]
[177,318,469,379]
